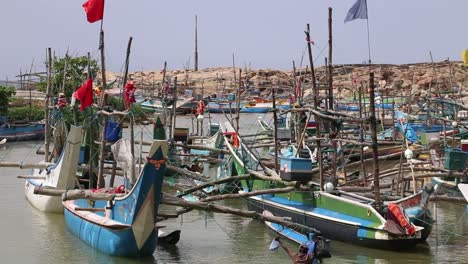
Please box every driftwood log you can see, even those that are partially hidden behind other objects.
[177,174,250,197]
[167,164,210,182]
[33,187,125,201]
[0,162,54,169]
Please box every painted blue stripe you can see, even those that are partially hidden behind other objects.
[357,228,368,238]
[264,196,376,227]
[405,207,422,218]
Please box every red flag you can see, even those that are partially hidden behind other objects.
[74,79,94,111]
[82,0,104,23]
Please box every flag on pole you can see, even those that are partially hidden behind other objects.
[74,79,94,111]
[82,0,104,23]
[344,0,368,23]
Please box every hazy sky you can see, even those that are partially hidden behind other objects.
[1,0,467,79]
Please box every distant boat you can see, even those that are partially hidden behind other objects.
[240,102,272,113]
[139,97,196,114]
[63,140,167,257]
[0,122,45,141]
[206,101,245,113]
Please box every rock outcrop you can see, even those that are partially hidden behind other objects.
[103,60,467,98]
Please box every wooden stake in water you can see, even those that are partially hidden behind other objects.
[369,72,382,212]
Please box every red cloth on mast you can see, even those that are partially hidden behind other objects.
[74,79,94,111]
[82,0,104,23]
[124,81,136,110]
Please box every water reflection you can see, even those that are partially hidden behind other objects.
[2,116,468,263]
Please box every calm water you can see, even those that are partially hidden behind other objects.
[1,113,468,264]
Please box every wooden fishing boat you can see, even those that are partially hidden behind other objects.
[63,140,167,257]
[139,96,196,114]
[240,102,272,113]
[206,101,245,113]
[243,182,432,249]
[0,122,45,141]
[222,128,433,249]
[24,125,83,213]
[263,210,310,244]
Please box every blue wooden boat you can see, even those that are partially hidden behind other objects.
[263,210,309,245]
[63,140,167,257]
[206,101,245,113]
[239,106,271,113]
[0,123,45,141]
[240,102,272,113]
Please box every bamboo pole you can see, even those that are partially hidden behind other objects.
[171,77,178,140]
[202,186,296,202]
[272,87,279,173]
[133,140,230,154]
[44,48,52,162]
[166,164,209,182]
[358,84,367,186]
[161,194,321,235]
[327,7,333,110]
[177,174,251,198]
[369,72,382,212]
[0,162,54,169]
[305,23,322,190]
[75,207,106,212]
[17,176,46,180]
[97,30,108,188]
[232,53,236,87]
[194,15,198,71]
[235,69,241,131]
[61,51,68,94]
[33,187,124,201]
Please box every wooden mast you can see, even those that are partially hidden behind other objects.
[272,87,279,174]
[44,48,52,162]
[171,77,178,140]
[327,7,338,181]
[327,7,333,110]
[305,24,323,190]
[194,15,198,71]
[369,72,382,211]
[97,29,107,188]
[122,37,136,184]
[235,69,241,131]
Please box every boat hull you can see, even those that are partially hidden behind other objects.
[24,125,83,213]
[25,180,63,213]
[64,208,158,256]
[246,195,421,250]
[0,124,45,141]
[240,107,271,113]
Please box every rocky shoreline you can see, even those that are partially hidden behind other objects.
[103,60,466,98]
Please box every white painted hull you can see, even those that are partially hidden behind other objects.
[23,125,83,214]
[25,179,63,213]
